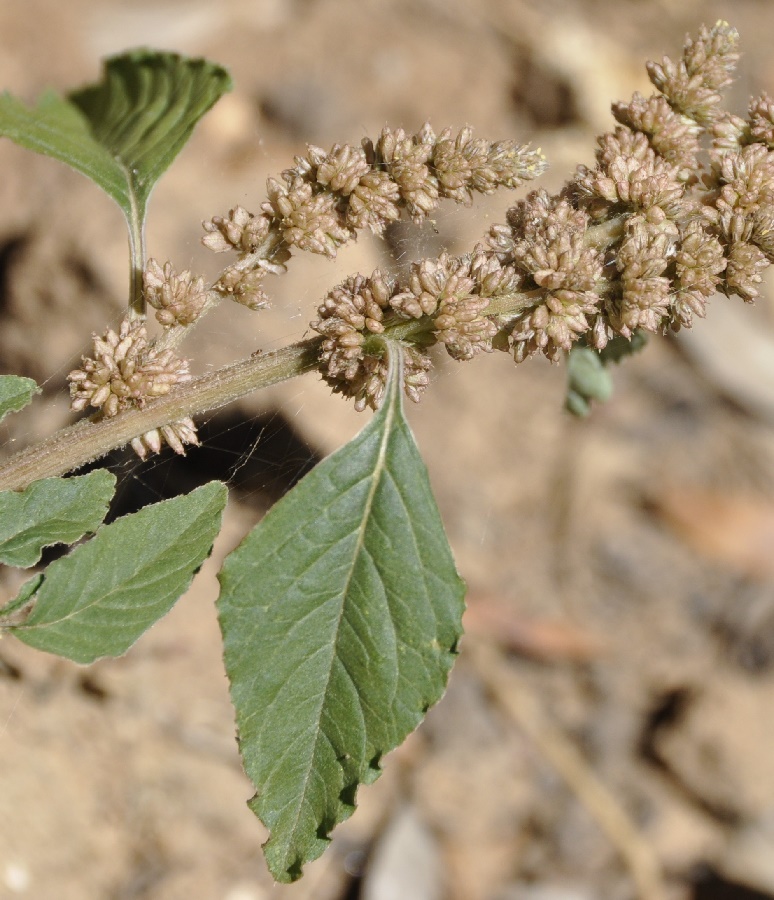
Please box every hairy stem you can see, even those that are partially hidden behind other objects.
[0,339,321,491]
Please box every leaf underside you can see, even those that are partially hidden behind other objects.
[11,481,228,663]
[0,50,232,223]
[217,343,465,883]
[0,469,116,567]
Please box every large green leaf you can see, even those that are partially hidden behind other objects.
[0,469,115,567]
[10,481,227,663]
[0,375,39,423]
[218,343,465,883]
[0,51,232,230]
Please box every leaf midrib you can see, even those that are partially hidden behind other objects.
[272,348,400,868]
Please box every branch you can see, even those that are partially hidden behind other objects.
[0,338,321,491]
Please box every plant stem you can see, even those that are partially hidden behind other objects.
[0,338,321,491]
[128,201,147,320]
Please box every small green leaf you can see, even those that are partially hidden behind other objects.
[0,51,232,231]
[0,375,40,423]
[218,343,465,883]
[0,470,116,567]
[565,347,613,417]
[11,481,227,663]
[565,332,648,416]
[0,574,43,622]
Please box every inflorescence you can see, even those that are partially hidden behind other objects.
[68,22,774,449]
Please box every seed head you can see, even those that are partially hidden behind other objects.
[143,259,208,327]
[202,206,272,253]
[68,316,193,422]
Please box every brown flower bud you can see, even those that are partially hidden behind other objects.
[216,267,270,311]
[724,240,768,301]
[143,259,208,327]
[346,171,401,233]
[612,92,700,174]
[202,206,271,253]
[68,317,192,420]
[647,21,739,124]
[671,220,726,327]
[313,144,370,195]
[366,125,440,224]
[262,175,351,257]
[748,93,774,148]
[130,418,199,459]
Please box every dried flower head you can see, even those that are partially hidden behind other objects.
[509,192,603,291]
[69,318,198,457]
[612,92,701,174]
[711,113,751,156]
[68,316,196,459]
[215,266,270,311]
[346,170,402,233]
[202,206,272,253]
[365,125,440,224]
[262,175,351,257]
[612,218,674,335]
[131,418,200,460]
[429,127,545,205]
[312,271,395,405]
[314,143,371,195]
[468,245,523,298]
[506,293,598,363]
[143,259,208,327]
[671,219,726,327]
[575,136,685,217]
[748,93,774,148]
[647,21,740,124]
[311,254,501,407]
[724,239,769,301]
[390,253,498,360]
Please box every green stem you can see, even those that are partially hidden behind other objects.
[127,202,146,319]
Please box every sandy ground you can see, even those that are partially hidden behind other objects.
[4,1,774,898]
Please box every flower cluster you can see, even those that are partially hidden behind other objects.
[486,20,774,365]
[500,192,603,361]
[68,316,198,458]
[313,21,774,409]
[143,259,208,327]
[201,125,545,309]
[311,249,519,408]
[312,270,427,410]
[70,22,774,444]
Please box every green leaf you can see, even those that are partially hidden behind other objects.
[0,469,115,567]
[0,574,43,622]
[565,331,648,416]
[68,51,232,217]
[0,375,40,423]
[565,347,613,417]
[10,481,227,663]
[218,343,465,883]
[0,51,232,242]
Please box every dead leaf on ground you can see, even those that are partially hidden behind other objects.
[649,487,774,579]
[463,594,606,662]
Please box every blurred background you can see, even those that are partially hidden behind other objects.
[3,1,774,897]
